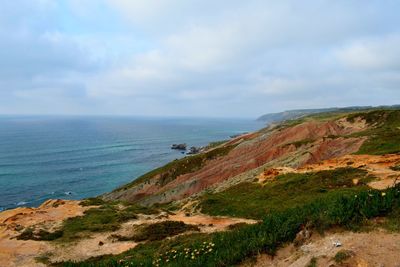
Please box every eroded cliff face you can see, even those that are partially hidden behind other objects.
[104,117,368,205]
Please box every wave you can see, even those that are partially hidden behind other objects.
[0,148,147,169]
[0,142,147,162]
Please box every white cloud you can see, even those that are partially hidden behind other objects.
[335,35,400,71]
[1,0,400,116]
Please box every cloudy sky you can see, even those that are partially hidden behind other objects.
[1,0,399,118]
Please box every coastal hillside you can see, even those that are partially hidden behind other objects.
[256,105,400,124]
[1,109,400,266]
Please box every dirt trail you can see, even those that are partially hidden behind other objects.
[258,154,400,189]
[244,229,400,267]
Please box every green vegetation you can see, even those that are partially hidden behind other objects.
[115,144,237,191]
[382,206,400,232]
[205,140,228,149]
[114,221,199,242]
[333,250,353,264]
[61,184,400,266]
[19,203,158,242]
[17,228,63,241]
[348,110,400,155]
[284,138,315,148]
[390,165,400,171]
[59,205,135,241]
[200,168,372,219]
[58,203,159,241]
[307,257,317,267]
[273,109,400,155]
[80,197,106,206]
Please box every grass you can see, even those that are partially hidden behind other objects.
[200,167,373,219]
[390,165,400,171]
[205,140,228,149]
[283,138,315,148]
[114,144,237,191]
[17,228,63,241]
[333,250,353,264]
[348,110,400,155]
[80,197,107,206]
[274,109,400,155]
[307,257,317,267]
[58,203,160,241]
[18,203,158,242]
[114,221,200,242]
[60,184,400,266]
[382,206,400,232]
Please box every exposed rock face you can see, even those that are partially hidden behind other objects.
[106,119,368,205]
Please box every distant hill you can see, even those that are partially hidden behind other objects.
[256,105,400,123]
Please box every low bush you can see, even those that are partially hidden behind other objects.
[80,198,106,206]
[333,250,353,264]
[390,165,400,171]
[17,228,63,241]
[114,221,200,242]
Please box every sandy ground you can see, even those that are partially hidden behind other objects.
[0,200,257,266]
[0,200,88,267]
[258,154,400,190]
[243,229,400,267]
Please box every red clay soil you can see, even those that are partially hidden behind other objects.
[108,119,367,204]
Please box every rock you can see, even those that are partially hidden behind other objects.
[333,240,342,247]
[294,224,312,246]
[98,241,104,246]
[171,144,187,150]
[187,146,201,155]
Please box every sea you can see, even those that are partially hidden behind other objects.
[0,116,264,211]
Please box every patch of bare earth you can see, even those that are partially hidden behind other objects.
[243,229,400,267]
[0,199,87,267]
[258,154,400,189]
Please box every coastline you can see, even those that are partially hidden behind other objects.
[0,117,263,211]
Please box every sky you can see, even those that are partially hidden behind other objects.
[0,0,399,118]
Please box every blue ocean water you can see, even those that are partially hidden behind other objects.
[0,116,264,211]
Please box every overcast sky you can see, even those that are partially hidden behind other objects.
[0,0,399,118]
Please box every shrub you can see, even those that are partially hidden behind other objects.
[390,165,400,171]
[80,198,106,206]
[17,228,63,241]
[115,221,200,242]
[307,257,317,267]
[333,250,353,263]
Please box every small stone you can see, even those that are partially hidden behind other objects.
[98,241,104,246]
[333,240,342,247]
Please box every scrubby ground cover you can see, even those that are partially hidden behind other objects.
[60,184,400,267]
[112,221,199,242]
[348,110,400,155]
[18,202,158,242]
[114,144,237,191]
[200,167,372,219]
